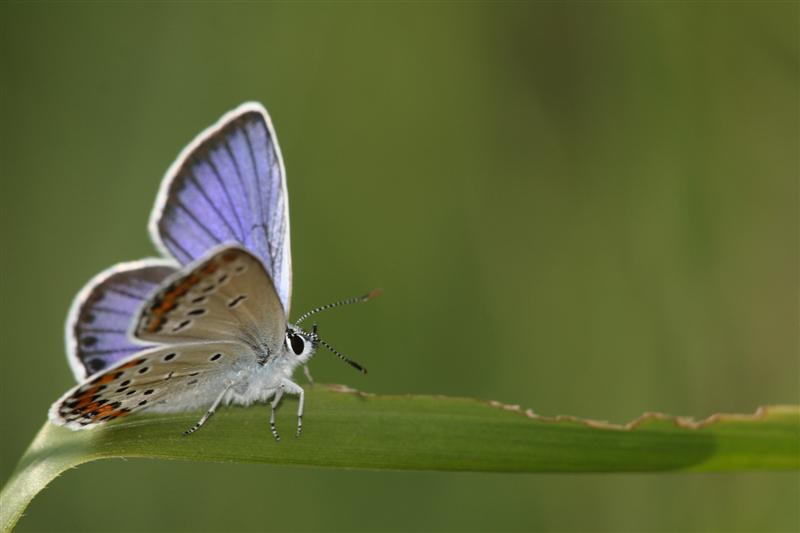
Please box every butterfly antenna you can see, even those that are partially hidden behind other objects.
[295,288,382,325]
[317,335,368,375]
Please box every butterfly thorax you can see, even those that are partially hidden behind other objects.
[221,325,317,407]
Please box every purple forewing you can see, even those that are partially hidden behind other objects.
[150,103,292,313]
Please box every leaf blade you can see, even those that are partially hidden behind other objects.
[2,387,798,532]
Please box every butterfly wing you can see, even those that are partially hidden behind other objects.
[49,341,252,429]
[66,259,177,380]
[149,102,292,314]
[131,244,286,358]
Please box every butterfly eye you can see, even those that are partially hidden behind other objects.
[288,333,305,356]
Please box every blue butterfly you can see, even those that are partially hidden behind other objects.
[50,103,378,440]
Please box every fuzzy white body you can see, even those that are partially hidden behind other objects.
[145,342,303,414]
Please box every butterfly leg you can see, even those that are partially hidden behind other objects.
[183,384,232,436]
[303,364,314,384]
[270,388,284,441]
[279,378,305,438]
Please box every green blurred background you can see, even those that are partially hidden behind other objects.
[1,2,798,532]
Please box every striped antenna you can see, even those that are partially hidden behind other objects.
[294,288,382,325]
[318,337,367,374]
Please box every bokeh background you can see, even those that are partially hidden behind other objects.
[1,2,798,532]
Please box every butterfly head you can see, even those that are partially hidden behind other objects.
[285,324,319,365]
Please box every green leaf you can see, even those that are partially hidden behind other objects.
[2,385,798,532]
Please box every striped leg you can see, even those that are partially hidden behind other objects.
[270,387,284,441]
[279,378,305,438]
[183,385,231,436]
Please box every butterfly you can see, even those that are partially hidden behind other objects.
[48,102,378,440]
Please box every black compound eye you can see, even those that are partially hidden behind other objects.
[289,333,305,355]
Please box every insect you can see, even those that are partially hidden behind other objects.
[48,102,378,440]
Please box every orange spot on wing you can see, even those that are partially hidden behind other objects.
[106,409,131,420]
[98,373,117,384]
[93,404,116,417]
[73,384,106,408]
[201,262,219,274]
[144,270,206,333]
[118,358,146,369]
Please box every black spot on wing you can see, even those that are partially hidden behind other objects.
[82,336,98,347]
[172,320,191,332]
[228,295,247,308]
